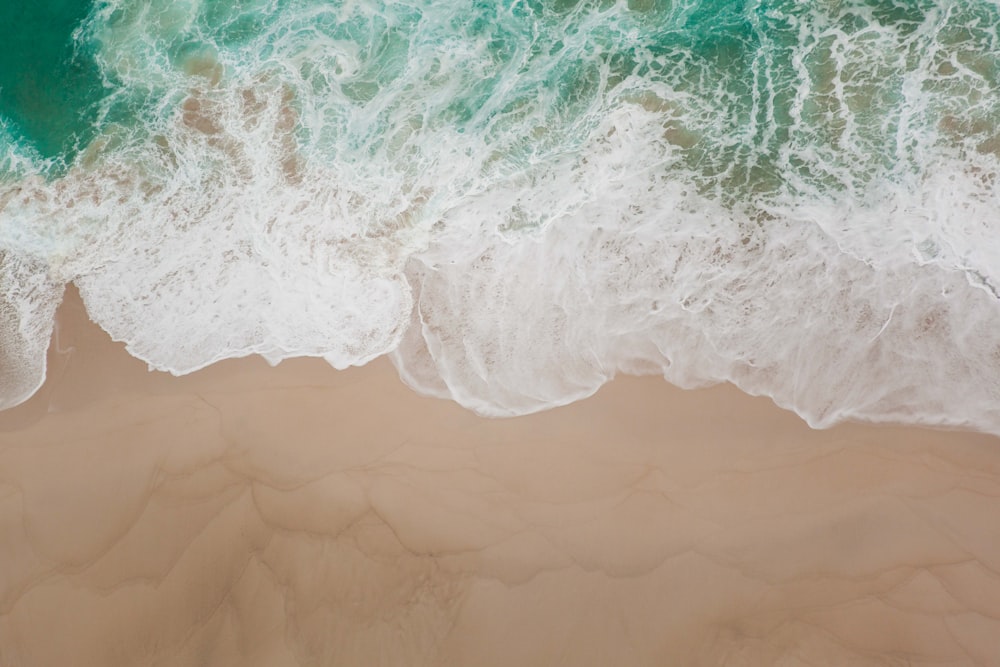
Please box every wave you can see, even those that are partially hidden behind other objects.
[1,0,999,433]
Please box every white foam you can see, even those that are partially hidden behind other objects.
[0,252,62,411]
[0,0,998,434]
[393,101,1000,434]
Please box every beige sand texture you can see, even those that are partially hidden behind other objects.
[2,285,1000,666]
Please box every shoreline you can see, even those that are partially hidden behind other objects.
[2,286,1000,665]
[5,284,993,439]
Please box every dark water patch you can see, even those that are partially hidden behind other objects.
[0,0,106,166]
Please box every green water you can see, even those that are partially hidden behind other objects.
[2,0,999,192]
[0,0,105,164]
[0,0,999,430]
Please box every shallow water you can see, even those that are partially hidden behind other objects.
[1,0,998,432]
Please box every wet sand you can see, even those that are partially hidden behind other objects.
[2,286,1000,666]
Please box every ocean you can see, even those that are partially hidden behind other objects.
[0,0,998,432]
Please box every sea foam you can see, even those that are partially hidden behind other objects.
[1,0,999,432]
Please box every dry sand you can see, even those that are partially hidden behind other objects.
[2,286,1000,666]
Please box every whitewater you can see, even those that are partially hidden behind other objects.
[1,0,999,433]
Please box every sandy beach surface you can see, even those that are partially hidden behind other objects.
[2,285,1000,666]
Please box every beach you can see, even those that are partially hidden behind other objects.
[1,286,998,666]
[2,1,1000,664]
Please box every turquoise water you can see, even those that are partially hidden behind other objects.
[1,0,999,433]
[0,0,105,164]
[12,0,1000,186]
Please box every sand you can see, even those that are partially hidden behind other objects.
[1,285,1000,666]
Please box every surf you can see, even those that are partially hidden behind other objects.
[1,0,998,434]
